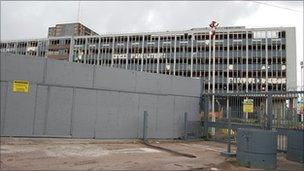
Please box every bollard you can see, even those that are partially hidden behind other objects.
[236,128,277,169]
[184,112,188,140]
[143,111,148,140]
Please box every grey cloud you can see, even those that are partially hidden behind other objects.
[272,1,303,9]
[81,1,258,33]
[0,1,301,40]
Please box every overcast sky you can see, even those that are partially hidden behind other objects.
[1,1,303,87]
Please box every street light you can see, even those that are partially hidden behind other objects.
[301,61,304,91]
[209,21,219,39]
[209,20,219,136]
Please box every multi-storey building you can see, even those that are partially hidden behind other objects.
[46,23,98,60]
[48,22,99,38]
[0,26,297,93]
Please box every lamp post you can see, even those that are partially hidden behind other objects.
[301,61,304,91]
[209,21,219,136]
[300,61,304,122]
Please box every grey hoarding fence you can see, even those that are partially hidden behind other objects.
[0,53,202,139]
[184,112,188,140]
[143,111,148,140]
[141,111,196,158]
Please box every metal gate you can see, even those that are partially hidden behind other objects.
[201,91,304,152]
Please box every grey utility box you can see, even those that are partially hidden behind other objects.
[287,130,304,163]
[236,128,277,169]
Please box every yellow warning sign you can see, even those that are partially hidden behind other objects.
[12,80,29,93]
[243,98,253,113]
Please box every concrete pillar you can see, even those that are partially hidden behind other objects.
[141,35,145,72]
[69,37,74,62]
[173,35,177,76]
[97,37,101,65]
[84,37,88,64]
[190,35,194,77]
[111,36,115,67]
[157,35,160,74]
[265,31,268,91]
[126,36,129,70]
[246,31,249,92]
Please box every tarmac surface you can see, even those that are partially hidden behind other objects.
[0,137,303,170]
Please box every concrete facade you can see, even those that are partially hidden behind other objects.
[0,53,201,139]
[48,23,99,38]
[0,26,297,92]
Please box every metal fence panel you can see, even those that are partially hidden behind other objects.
[0,53,202,139]
[3,82,37,136]
[72,88,97,138]
[45,86,73,136]
[155,96,175,138]
[173,96,200,138]
[135,72,160,94]
[138,94,158,138]
[0,53,45,83]
[46,59,94,87]
[157,74,172,94]
[0,81,8,134]
[172,97,188,138]
[287,130,304,162]
[171,77,201,97]
[93,67,137,92]
[95,91,120,138]
[116,92,140,138]
[202,91,304,151]
[33,85,48,135]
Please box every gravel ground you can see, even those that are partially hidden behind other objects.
[0,137,302,170]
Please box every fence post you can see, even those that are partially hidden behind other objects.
[143,111,148,140]
[267,92,273,130]
[221,98,236,157]
[227,103,232,153]
[184,112,188,140]
[203,94,209,138]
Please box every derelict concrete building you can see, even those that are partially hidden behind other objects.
[0,25,297,93]
[48,22,99,38]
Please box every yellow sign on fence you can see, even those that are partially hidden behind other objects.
[243,98,253,113]
[12,80,29,93]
